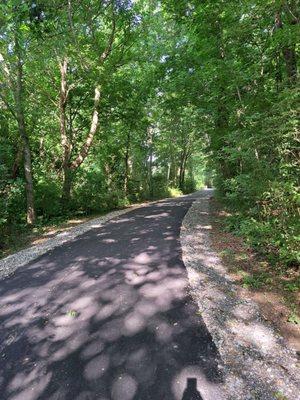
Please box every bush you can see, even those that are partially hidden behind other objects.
[72,169,108,212]
[1,178,26,225]
[35,178,62,219]
[0,178,27,252]
[106,190,130,209]
[168,187,183,197]
[224,180,300,267]
[183,178,196,194]
[150,174,169,199]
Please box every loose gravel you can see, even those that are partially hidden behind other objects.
[181,189,300,400]
[0,205,142,280]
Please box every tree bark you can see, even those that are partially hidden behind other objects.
[275,11,298,85]
[14,36,36,225]
[178,147,188,190]
[147,126,154,198]
[58,11,115,205]
[124,131,130,195]
[62,168,73,206]
[70,86,101,170]
[1,43,36,225]
[59,58,73,205]
[11,144,23,179]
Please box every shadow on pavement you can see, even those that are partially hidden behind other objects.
[181,378,204,400]
[0,196,223,400]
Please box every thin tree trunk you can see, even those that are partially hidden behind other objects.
[179,156,184,190]
[124,131,130,195]
[168,141,176,185]
[167,163,171,183]
[70,86,101,170]
[149,150,153,198]
[275,12,298,85]
[11,144,23,179]
[182,151,189,189]
[14,36,36,225]
[59,58,73,205]
[147,126,154,198]
[58,63,101,205]
[62,169,73,206]
[179,146,188,190]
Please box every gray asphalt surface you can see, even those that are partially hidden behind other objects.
[0,195,223,400]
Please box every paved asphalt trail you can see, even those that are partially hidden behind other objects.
[0,194,223,400]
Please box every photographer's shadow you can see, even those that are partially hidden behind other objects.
[181,378,204,400]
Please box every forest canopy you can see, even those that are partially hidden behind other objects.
[0,0,299,267]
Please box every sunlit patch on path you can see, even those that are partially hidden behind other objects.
[0,195,223,400]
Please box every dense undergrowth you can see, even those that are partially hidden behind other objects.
[214,88,299,270]
[0,170,195,257]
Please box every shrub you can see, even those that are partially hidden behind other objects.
[2,178,26,225]
[35,178,62,219]
[151,174,169,199]
[183,178,196,194]
[72,169,107,212]
[168,187,183,197]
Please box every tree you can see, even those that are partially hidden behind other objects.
[0,2,36,224]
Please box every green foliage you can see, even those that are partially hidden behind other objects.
[0,0,299,271]
[182,178,196,194]
[282,280,299,293]
[1,179,26,226]
[71,169,108,212]
[151,174,169,200]
[287,312,300,325]
[35,178,62,219]
[168,187,183,197]
[242,272,272,290]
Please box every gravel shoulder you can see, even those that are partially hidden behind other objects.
[181,189,300,400]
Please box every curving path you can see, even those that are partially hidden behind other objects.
[0,194,223,400]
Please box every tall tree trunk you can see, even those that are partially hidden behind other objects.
[62,169,73,206]
[178,146,189,190]
[58,13,115,205]
[11,144,23,179]
[275,11,298,85]
[168,139,176,186]
[167,162,171,183]
[58,58,101,206]
[147,126,154,198]
[59,58,73,206]
[14,36,36,225]
[178,154,184,190]
[70,86,101,170]
[124,131,130,195]
[149,152,153,198]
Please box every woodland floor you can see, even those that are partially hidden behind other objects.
[209,198,300,353]
[1,212,108,260]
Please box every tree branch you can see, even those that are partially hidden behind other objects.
[0,92,17,119]
[99,13,116,64]
[70,86,101,170]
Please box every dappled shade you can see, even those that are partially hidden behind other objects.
[0,197,223,400]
